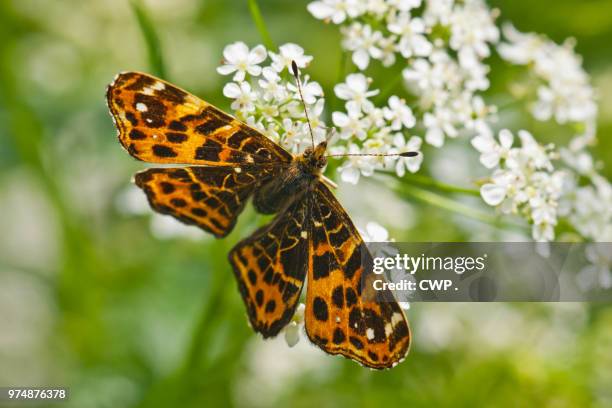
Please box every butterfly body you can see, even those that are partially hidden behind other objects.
[107,72,410,369]
[254,141,328,214]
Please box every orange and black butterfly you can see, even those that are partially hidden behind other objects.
[106,67,412,369]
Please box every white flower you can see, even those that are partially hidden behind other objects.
[377,35,398,67]
[471,128,514,169]
[402,58,443,94]
[388,13,432,58]
[217,42,267,82]
[391,134,423,176]
[332,104,371,140]
[498,24,597,128]
[307,0,363,24]
[448,0,499,63]
[423,108,457,147]
[366,0,390,17]
[287,75,323,104]
[359,222,390,242]
[334,73,379,113]
[341,23,383,70]
[424,0,454,26]
[477,129,565,242]
[560,175,612,241]
[389,0,422,11]
[336,143,376,184]
[223,81,257,114]
[283,303,305,347]
[383,96,416,130]
[480,168,518,207]
[258,67,287,101]
[270,43,313,73]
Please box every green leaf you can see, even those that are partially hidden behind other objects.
[130,0,167,78]
[247,0,275,49]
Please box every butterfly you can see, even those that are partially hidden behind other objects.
[106,68,412,369]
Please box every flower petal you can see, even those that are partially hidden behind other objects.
[481,183,507,206]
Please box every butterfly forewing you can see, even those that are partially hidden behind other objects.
[135,166,279,238]
[107,72,292,166]
[229,195,310,337]
[305,183,411,368]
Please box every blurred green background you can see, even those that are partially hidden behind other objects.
[1,0,611,407]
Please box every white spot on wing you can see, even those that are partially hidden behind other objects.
[391,312,403,326]
[384,323,392,337]
[136,103,148,112]
[142,87,154,95]
[234,167,242,173]
[151,81,165,91]
[300,231,308,239]
[366,328,374,340]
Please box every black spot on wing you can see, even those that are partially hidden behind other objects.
[129,129,146,140]
[125,74,155,90]
[166,132,188,143]
[157,85,187,103]
[227,130,249,148]
[168,120,187,131]
[195,117,226,135]
[313,251,336,280]
[160,182,175,194]
[345,287,358,307]
[332,285,344,308]
[313,296,329,322]
[152,144,177,158]
[333,328,346,344]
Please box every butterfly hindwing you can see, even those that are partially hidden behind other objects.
[305,183,411,369]
[107,72,292,166]
[228,195,310,337]
[135,166,277,238]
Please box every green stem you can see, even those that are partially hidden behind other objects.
[395,172,481,196]
[247,0,275,49]
[394,182,527,231]
[130,0,167,78]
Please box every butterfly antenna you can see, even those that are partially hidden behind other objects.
[291,61,315,149]
[325,151,420,158]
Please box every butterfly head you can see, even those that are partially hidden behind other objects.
[301,141,328,172]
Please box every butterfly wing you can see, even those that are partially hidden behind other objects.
[134,166,279,238]
[228,195,310,337]
[305,182,411,369]
[107,72,292,166]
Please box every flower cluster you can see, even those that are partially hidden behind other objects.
[498,24,598,151]
[210,1,612,245]
[309,0,500,148]
[472,129,566,241]
[218,42,424,184]
[217,42,325,154]
[559,173,612,241]
[330,73,423,184]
